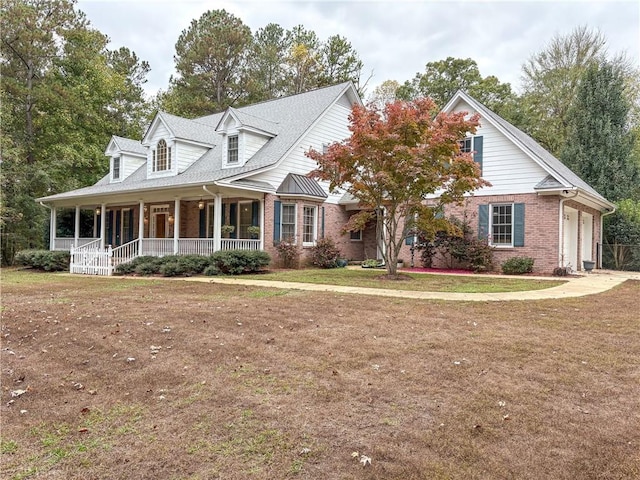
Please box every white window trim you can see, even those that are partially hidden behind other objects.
[349,229,363,242]
[148,139,175,177]
[490,203,514,248]
[238,200,253,239]
[151,204,170,238]
[302,205,318,247]
[223,131,244,168]
[121,208,132,243]
[280,203,297,243]
[112,156,121,182]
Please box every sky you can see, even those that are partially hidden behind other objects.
[76,0,640,99]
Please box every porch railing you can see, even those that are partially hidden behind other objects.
[177,238,216,256]
[141,238,174,257]
[54,237,100,251]
[112,239,139,267]
[221,239,260,251]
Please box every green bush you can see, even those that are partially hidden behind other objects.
[310,237,341,268]
[210,250,271,274]
[14,250,70,271]
[159,261,187,277]
[203,265,220,276]
[501,256,534,275]
[176,254,210,274]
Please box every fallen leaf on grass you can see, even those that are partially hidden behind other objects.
[11,389,27,398]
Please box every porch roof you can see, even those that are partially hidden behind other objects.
[276,173,327,198]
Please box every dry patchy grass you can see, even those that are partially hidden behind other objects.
[1,270,639,479]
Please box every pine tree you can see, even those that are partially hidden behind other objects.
[560,61,638,201]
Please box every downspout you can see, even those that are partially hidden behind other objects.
[558,190,579,270]
[599,206,617,269]
[39,202,54,251]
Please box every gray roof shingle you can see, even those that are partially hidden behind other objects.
[39,82,355,202]
[112,136,146,155]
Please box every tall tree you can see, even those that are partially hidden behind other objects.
[1,0,151,262]
[520,26,608,155]
[106,47,152,138]
[367,79,400,109]
[248,23,290,101]
[560,61,638,201]
[396,57,515,115]
[167,9,253,116]
[318,35,364,92]
[307,98,488,276]
[283,25,322,95]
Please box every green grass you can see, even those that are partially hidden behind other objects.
[241,268,565,293]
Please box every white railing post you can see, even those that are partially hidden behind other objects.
[50,206,57,251]
[74,205,80,248]
[100,203,106,249]
[214,195,222,252]
[259,198,265,251]
[138,200,145,256]
[174,197,180,254]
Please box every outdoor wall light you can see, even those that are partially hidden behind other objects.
[168,214,175,224]
[96,207,101,215]
[198,199,205,210]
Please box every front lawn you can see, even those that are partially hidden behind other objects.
[242,267,565,293]
[2,271,638,479]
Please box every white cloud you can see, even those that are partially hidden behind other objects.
[77,0,640,98]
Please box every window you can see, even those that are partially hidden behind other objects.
[459,137,472,153]
[281,204,296,241]
[239,202,252,238]
[491,204,513,246]
[322,143,329,154]
[302,206,317,245]
[206,203,214,238]
[350,230,362,241]
[154,140,171,172]
[113,157,121,179]
[228,135,239,163]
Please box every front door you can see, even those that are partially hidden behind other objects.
[563,206,579,271]
[152,205,170,238]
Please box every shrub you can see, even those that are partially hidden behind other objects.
[553,266,570,277]
[14,250,70,271]
[275,238,300,269]
[501,256,535,275]
[177,255,211,274]
[310,238,341,268]
[210,250,271,274]
[415,215,494,272]
[159,261,187,277]
[203,265,220,276]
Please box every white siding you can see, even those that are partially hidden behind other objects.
[122,153,145,179]
[453,101,549,195]
[250,98,353,204]
[244,132,269,159]
[176,141,208,172]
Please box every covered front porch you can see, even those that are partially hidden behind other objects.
[47,186,266,274]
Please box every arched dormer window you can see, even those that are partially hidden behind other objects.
[153,139,171,172]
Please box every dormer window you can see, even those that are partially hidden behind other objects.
[113,157,121,180]
[228,135,239,164]
[153,139,171,172]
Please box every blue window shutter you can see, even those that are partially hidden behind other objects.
[321,207,325,238]
[106,210,114,246]
[435,209,444,219]
[251,201,259,226]
[126,210,134,242]
[273,201,281,242]
[115,210,121,246]
[514,203,525,247]
[473,136,483,173]
[478,204,489,239]
[229,203,237,239]
[199,208,206,238]
[405,235,414,245]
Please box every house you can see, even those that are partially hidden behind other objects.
[38,83,613,275]
[37,82,380,274]
[396,90,615,273]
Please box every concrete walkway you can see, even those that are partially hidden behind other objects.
[185,269,638,302]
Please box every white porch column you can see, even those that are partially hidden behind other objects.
[138,200,145,256]
[214,195,222,251]
[50,206,57,251]
[259,198,265,250]
[173,197,180,254]
[100,203,106,249]
[74,205,80,248]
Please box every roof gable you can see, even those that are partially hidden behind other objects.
[105,135,146,157]
[142,111,216,147]
[443,90,611,206]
